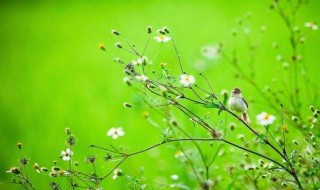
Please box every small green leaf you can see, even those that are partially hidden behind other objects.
[227,173,240,190]
[223,94,228,106]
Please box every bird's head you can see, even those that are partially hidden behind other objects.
[231,87,242,97]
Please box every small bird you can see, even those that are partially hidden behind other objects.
[228,87,250,123]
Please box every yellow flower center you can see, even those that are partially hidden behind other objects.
[159,35,165,40]
[264,114,270,120]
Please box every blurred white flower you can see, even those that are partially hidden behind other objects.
[107,127,125,139]
[137,56,148,65]
[123,76,131,83]
[131,56,148,66]
[276,54,283,61]
[154,35,171,42]
[174,150,185,159]
[135,75,148,82]
[130,60,138,66]
[256,112,276,126]
[244,28,251,34]
[237,134,244,140]
[112,168,122,179]
[263,162,274,169]
[260,25,267,32]
[61,148,73,161]
[171,174,179,181]
[179,74,195,86]
[305,22,318,30]
[244,164,257,170]
[201,45,219,59]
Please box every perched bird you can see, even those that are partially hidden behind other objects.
[228,87,250,123]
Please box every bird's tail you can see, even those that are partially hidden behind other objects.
[241,112,250,124]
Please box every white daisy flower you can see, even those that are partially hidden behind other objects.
[107,127,125,139]
[305,22,318,30]
[135,75,148,82]
[61,148,73,161]
[112,168,122,179]
[179,74,195,87]
[256,112,276,126]
[201,45,219,59]
[154,35,171,42]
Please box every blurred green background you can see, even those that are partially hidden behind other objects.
[1,0,319,189]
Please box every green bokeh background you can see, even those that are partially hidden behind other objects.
[1,0,319,189]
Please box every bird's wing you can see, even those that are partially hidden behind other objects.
[242,98,248,108]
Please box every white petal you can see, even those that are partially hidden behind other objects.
[256,112,266,120]
[117,130,125,136]
[107,128,116,136]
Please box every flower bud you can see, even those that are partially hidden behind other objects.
[7,167,20,175]
[115,42,122,49]
[65,128,71,135]
[147,25,152,34]
[52,166,61,171]
[17,142,22,150]
[157,29,166,35]
[229,122,236,131]
[309,105,315,112]
[49,172,58,177]
[163,26,169,34]
[123,77,131,86]
[33,163,39,170]
[41,167,49,172]
[113,58,123,64]
[171,120,178,126]
[292,116,299,122]
[123,102,132,108]
[98,43,106,51]
[111,29,120,36]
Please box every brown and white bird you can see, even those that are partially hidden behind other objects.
[228,87,250,123]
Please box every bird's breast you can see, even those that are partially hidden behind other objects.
[228,97,247,113]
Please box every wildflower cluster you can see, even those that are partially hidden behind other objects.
[4,1,319,190]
